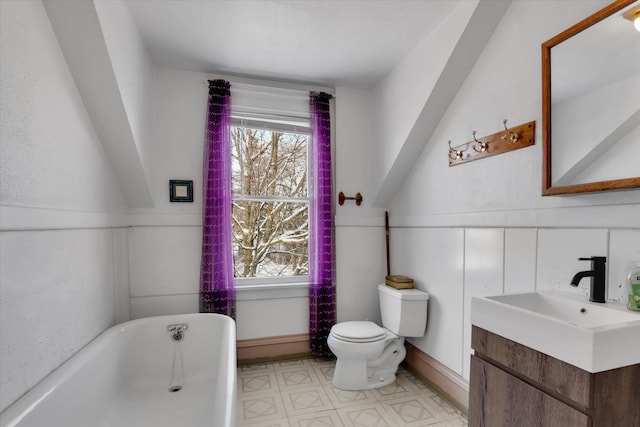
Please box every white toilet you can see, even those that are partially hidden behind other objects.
[327,284,429,390]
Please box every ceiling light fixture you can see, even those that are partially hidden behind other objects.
[623,7,640,32]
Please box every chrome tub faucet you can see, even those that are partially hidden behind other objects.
[167,324,188,341]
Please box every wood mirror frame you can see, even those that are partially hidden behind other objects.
[542,0,640,195]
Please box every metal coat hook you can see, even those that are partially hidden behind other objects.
[501,119,520,144]
[338,191,363,206]
[472,131,488,153]
[448,140,463,160]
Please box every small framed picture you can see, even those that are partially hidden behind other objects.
[169,180,193,202]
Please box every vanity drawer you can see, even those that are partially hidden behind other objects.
[469,355,590,427]
[471,326,592,409]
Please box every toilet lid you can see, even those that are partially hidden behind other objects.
[331,321,386,343]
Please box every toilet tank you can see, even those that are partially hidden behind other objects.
[378,284,429,337]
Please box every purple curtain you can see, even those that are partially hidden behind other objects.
[308,91,336,356]
[200,79,235,318]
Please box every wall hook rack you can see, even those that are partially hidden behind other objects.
[338,192,363,206]
[448,120,535,167]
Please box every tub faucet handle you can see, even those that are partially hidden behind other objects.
[167,324,188,341]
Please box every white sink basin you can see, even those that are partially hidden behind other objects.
[471,290,640,373]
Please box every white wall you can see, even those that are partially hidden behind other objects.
[386,0,640,381]
[125,68,207,326]
[126,68,318,339]
[391,227,640,380]
[389,0,640,216]
[334,86,387,324]
[0,0,128,412]
[127,69,387,339]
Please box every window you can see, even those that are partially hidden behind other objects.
[231,118,309,283]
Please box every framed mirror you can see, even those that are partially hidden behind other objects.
[542,0,640,195]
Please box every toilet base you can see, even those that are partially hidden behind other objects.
[330,338,406,391]
[332,358,398,390]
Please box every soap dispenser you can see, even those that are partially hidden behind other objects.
[628,262,640,312]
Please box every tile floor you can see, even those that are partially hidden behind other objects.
[237,358,468,426]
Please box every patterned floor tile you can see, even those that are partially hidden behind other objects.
[288,409,345,427]
[369,378,415,401]
[313,363,335,384]
[237,358,468,427]
[436,418,467,425]
[418,394,465,421]
[425,394,462,416]
[276,366,323,390]
[281,385,334,416]
[238,417,291,427]
[381,395,448,426]
[239,371,280,395]
[237,391,287,425]
[396,371,433,393]
[394,373,431,394]
[418,419,468,427]
[322,384,378,409]
[336,403,396,427]
[274,359,314,370]
[240,363,276,373]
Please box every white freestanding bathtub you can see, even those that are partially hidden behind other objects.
[0,313,236,427]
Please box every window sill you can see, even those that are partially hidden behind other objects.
[235,282,309,301]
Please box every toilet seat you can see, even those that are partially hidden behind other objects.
[331,321,387,343]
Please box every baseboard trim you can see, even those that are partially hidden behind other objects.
[404,342,469,414]
[237,333,311,363]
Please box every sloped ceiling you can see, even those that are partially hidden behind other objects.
[44,0,155,208]
[372,0,512,206]
[125,0,461,88]
[44,0,510,209]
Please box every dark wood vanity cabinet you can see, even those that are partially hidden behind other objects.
[469,326,640,427]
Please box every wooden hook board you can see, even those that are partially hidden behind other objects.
[448,121,535,167]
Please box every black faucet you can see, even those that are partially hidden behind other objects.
[570,256,607,303]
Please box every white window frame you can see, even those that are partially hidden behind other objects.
[230,114,311,288]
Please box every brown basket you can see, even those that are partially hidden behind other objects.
[385,275,414,289]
